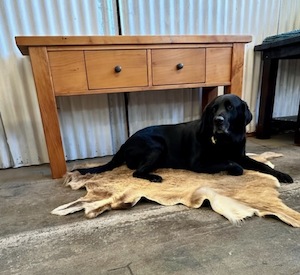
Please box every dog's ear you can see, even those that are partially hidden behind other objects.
[242,101,252,125]
[199,99,215,134]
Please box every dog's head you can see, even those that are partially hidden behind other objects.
[200,94,252,143]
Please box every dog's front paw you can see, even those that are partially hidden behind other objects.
[227,162,243,176]
[274,171,293,183]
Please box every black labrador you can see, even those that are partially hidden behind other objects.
[76,94,293,183]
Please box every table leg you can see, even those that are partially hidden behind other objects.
[256,58,279,139]
[202,87,218,111]
[295,102,300,145]
[28,47,67,178]
[225,43,245,97]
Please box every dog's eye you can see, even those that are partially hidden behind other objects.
[212,105,218,113]
[227,104,233,111]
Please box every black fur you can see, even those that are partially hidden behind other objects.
[76,94,293,183]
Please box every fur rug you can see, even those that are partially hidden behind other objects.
[52,152,300,227]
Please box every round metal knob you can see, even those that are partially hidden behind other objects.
[176,63,184,70]
[114,65,122,73]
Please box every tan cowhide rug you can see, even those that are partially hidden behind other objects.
[52,152,300,227]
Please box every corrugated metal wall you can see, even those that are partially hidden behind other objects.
[0,0,127,168]
[274,0,300,117]
[1,0,300,169]
[119,0,300,132]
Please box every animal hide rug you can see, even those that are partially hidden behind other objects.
[52,152,300,227]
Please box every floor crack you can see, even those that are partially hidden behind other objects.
[107,262,134,275]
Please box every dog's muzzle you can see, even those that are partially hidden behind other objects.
[213,115,229,134]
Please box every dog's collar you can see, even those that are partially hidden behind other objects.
[211,136,217,144]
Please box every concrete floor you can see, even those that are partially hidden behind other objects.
[1,134,300,275]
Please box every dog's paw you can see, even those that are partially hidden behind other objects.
[133,171,163,183]
[148,174,163,183]
[227,162,243,176]
[274,171,293,183]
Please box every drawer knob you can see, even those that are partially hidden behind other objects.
[176,63,184,70]
[114,65,122,73]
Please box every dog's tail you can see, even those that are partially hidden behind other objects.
[75,146,125,175]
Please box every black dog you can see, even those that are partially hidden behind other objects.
[76,94,293,183]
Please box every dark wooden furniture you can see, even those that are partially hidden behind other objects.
[254,33,300,145]
[15,35,251,178]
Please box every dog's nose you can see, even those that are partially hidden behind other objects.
[214,116,224,125]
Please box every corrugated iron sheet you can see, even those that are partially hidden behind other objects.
[119,0,300,133]
[271,0,300,117]
[1,0,300,169]
[127,89,202,134]
[0,114,12,168]
[0,0,122,168]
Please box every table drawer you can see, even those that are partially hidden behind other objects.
[206,47,232,83]
[151,48,205,86]
[48,51,88,94]
[85,50,148,89]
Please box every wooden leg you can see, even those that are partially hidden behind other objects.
[295,102,300,145]
[225,43,245,97]
[256,58,279,139]
[29,47,67,178]
[202,87,218,111]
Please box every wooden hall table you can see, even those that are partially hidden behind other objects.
[15,35,252,178]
